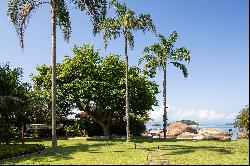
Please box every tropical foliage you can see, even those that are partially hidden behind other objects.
[7,0,107,150]
[97,0,155,141]
[7,0,107,48]
[139,31,190,138]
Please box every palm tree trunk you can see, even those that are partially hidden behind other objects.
[51,0,57,151]
[163,62,167,139]
[125,28,130,142]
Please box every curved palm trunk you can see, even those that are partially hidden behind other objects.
[163,62,167,139]
[51,0,57,151]
[125,29,130,142]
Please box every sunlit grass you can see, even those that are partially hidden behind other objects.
[2,137,249,165]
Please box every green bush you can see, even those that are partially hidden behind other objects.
[0,120,19,144]
[0,144,45,160]
[110,116,146,136]
[234,105,249,134]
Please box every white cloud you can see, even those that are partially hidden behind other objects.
[148,105,236,125]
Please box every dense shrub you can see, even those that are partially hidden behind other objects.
[0,121,19,144]
[110,116,146,136]
[65,119,103,137]
[0,63,31,145]
[0,144,45,160]
[65,116,146,137]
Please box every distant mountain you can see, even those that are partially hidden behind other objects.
[225,123,234,125]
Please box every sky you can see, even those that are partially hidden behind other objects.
[0,0,249,126]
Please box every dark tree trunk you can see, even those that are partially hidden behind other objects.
[65,126,68,139]
[51,0,57,151]
[21,122,24,145]
[102,125,110,138]
[98,112,112,139]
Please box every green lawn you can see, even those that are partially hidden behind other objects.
[1,137,249,165]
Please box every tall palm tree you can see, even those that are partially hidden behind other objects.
[7,0,107,151]
[97,0,155,142]
[139,31,190,139]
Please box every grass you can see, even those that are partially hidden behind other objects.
[1,137,249,165]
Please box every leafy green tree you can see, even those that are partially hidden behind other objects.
[139,31,190,139]
[7,0,107,150]
[0,63,31,144]
[234,105,249,134]
[32,44,159,138]
[97,0,155,142]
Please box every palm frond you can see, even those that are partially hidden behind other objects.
[72,0,107,34]
[57,0,71,42]
[144,43,162,56]
[126,30,134,49]
[7,0,46,48]
[110,0,127,18]
[156,34,168,47]
[167,31,178,44]
[98,17,122,49]
[170,61,188,78]
[138,54,155,65]
[138,54,159,78]
[171,47,191,63]
[133,14,156,33]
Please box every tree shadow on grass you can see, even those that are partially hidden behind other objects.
[3,142,113,164]
[132,136,196,143]
[128,137,234,156]
[140,144,233,156]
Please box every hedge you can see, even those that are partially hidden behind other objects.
[0,144,45,160]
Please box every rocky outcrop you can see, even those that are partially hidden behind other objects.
[199,128,228,135]
[151,122,232,141]
[166,122,198,136]
[177,132,198,139]
[197,128,231,141]
[237,129,248,140]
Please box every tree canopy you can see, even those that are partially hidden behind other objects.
[0,63,31,144]
[32,44,159,137]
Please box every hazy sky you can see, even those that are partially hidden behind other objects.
[0,0,249,125]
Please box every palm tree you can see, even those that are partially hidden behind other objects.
[139,31,190,139]
[97,0,155,142]
[7,0,107,151]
